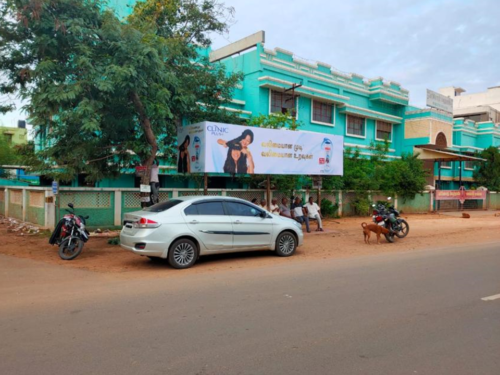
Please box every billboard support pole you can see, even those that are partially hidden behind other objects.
[203,173,208,196]
[266,175,271,210]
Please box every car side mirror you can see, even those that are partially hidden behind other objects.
[260,211,267,219]
[68,203,74,209]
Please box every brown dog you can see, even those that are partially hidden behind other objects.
[361,222,390,245]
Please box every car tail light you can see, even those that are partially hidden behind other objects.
[133,218,160,229]
[135,243,146,250]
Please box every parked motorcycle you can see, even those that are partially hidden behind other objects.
[49,203,90,260]
[372,198,410,243]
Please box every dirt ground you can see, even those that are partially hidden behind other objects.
[1,212,499,278]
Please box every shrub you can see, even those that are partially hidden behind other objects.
[321,198,339,218]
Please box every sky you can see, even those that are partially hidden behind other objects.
[1,0,499,129]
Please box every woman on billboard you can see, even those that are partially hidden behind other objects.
[217,129,255,174]
[177,135,191,173]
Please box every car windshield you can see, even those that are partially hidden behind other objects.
[143,200,182,213]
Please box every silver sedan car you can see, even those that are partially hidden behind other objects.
[120,196,303,269]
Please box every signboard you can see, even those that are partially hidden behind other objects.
[52,181,58,195]
[426,89,453,113]
[435,189,486,201]
[176,122,344,176]
[140,184,151,193]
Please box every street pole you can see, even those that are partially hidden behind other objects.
[266,175,271,211]
[203,173,208,196]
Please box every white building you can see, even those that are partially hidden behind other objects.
[439,86,500,123]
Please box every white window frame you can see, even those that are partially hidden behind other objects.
[310,99,335,127]
[375,120,393,143]
[268,89,298,120]
[345,115,366,139]
[440,161,452,169]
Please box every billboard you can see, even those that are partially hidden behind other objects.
[426,89,453,113]
[176,122,344,175]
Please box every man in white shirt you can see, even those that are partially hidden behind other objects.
[260,199,269,212]
[150,159,160,205]
[269,198,280,215]
[304,196,323,232]
[291,197,310,233]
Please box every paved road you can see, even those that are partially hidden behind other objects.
[1,243,499,375]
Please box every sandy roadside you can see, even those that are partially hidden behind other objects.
[0,212,499,278]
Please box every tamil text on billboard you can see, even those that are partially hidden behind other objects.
[176,122,344,175]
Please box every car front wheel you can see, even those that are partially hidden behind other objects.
[275,231,297,257]
[168,239,198,269]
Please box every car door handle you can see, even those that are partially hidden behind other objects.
[233,220,243,224]
[190,220,199,224]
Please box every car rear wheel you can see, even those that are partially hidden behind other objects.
[168,239,198,269]
[275,232,297,257]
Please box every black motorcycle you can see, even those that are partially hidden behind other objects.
[49,203,90,260]
[372,198,410,243]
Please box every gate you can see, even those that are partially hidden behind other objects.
[435,189,486,211]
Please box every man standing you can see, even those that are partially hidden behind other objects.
[269,198,280,215]
[150,159,160,205]
[305,197,323,232]
[279,198,292,218]
[291,197,310,233]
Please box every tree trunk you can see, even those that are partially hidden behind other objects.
[130,91,158,207]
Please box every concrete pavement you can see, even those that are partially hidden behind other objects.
[0,243,499,375]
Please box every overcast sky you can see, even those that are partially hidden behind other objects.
[1,0,499,128]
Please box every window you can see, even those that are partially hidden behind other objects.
[184,205,198,216]
[224,201,261,217]
[441,161,452,168]
[4,133,13,143]
[346,115,365,137]
[144,200,182,212]
[376,121,392,141]
[270,90,296,117]
[312,100,334,125]
[464,161,476,170]
[195,202,225,216]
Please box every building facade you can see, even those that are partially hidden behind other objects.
[30,1,500,191]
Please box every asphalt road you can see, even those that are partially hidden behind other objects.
[1,242,499,375]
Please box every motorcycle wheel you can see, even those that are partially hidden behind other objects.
[395,220,410,238]
[59,236,84,260]
[385,233,395,243]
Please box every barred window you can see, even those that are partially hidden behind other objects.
[464,161,476,169]
[312,100,333,124]
[270,90,296,116]
[376,121,392,141]
[441,161,452,168]
[346,115,365,137]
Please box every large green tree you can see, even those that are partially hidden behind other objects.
[474,146,500,191]
[0,0,242,186]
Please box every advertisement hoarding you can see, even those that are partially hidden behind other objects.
[426,89,453,113]
[176,122,344,176]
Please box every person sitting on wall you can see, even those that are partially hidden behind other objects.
[260,199,269,212]
[304,196,323,232]
[269,198,280,215]
[291,197,310,233]
[279,198,292,218]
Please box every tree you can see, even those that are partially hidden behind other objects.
[0,0,242,192]
[380,153,428,201]
[0,134,19,175]
[474,146,500,191]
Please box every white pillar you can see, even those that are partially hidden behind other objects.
[337,191,343,217]
[172,190,179,198]
[221,190,227,196]
[429,191,434,212]
[114,191,122,226]
[44,189,56,229]
[394,194,398,210]
[4,188,9,217]
[22,188,27,222]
